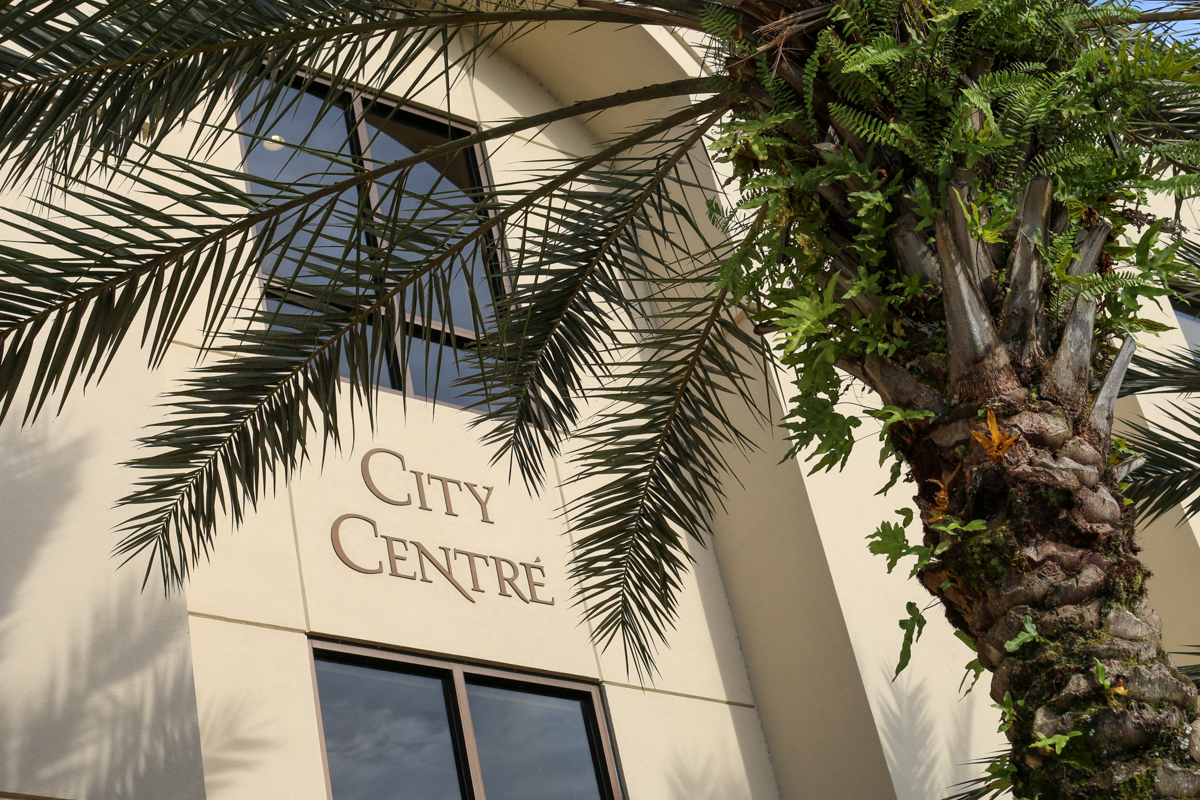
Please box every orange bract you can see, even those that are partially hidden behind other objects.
[926,479,949,522]
[970,409,1020,462]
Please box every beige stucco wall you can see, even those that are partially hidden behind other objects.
[0,341,206,799]
[708,389,900,800]
[1116,194,1200,673]
[705,350,1006,800]
[799,397,1008,800]
[184,395,780,800]
[179,38,781,800]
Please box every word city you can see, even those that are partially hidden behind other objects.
[360,447,495,523]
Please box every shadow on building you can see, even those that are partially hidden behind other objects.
[0,417,266,799]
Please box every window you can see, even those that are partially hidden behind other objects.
[310,642,624,800]
[238,78,498,407]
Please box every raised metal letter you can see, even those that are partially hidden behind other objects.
[330,514,383,574]
[360,448,412,506]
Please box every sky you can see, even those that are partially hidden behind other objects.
[1129,0,1200,41]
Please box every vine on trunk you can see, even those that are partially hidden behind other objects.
[705,0,1200,795]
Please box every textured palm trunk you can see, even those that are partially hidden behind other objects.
[873,198,1200,797]
[905,390,1200,798]
[712,4,1194,790]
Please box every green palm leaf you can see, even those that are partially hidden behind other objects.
[471,114,729,492]
[0,77,717,427]
[103,97,728,588]
[0,0,687,191]
[1123,405,1200,524]
[567,280,762,678]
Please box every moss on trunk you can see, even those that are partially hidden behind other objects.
[898,398,1200,799]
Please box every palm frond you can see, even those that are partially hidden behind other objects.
[1123,404,1200,524]
[940,752,1013,800]
[1108,23,1200,153]
[471,112,727,493]
[0,79,718,429]
[1172,645,1200,689]
[108,97,728,588]
[1123,346,1200,395]
[0,158,261,424]
[567,276,764,678]
[457,109,777,675]
[0,0,688,193]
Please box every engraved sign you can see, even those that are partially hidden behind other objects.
[329,450,553,606]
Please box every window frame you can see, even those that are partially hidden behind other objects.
[307,639,625,800]
[237,72,504,411]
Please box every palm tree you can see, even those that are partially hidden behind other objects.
[4,0,1200,795]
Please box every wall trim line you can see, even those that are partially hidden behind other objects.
[602,681,755,709]
[187,609,307,635]
[184,613,753,708]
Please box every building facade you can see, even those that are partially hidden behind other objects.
[3,20,1200,800]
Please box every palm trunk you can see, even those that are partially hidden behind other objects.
[704,1,1196,791]
[909,398,1200,798]
[760,62,1196,799]
[879,217,1200,798]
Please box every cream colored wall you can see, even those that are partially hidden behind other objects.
[701,342,1007,800]
[1108,194,1200,672]
[0,340,205,799]
[180,40,781,800]
[185,398,781,800]
[0,138,214,798]
[798,397,1008,800]
[707,383,900,800]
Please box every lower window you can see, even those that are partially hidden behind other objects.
[310,642,623,800]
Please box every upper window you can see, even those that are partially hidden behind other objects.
[238,78,498,407]
[311,642,623,800]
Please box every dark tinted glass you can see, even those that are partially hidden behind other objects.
[362,108,494,331]
[466,683,604,800]
[240,85,499,406]
[262,299,398,390]
[338,320,400,391]
[241,85,366,287]
[315,659,465,800]
[404,334,479,406]
[361,105,476,193]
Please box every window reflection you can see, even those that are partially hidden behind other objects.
[312,651,617,800]
[238,81,498,406]
[405,334,476,407]
[363,108,495,332]
[466,682,604,800]
[315,659,466,800]
[242,85,365,288]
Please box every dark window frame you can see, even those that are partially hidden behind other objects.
[237,72,504,412]
[307,639,625,800]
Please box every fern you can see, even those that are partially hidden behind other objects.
[843,35,908,74]
[803,29,837,137]
[700,4,740,45]
[829,103,914,154]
